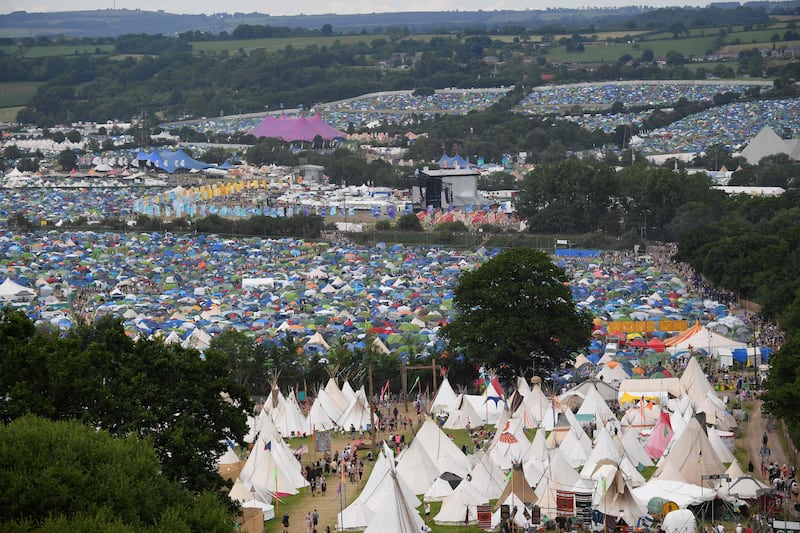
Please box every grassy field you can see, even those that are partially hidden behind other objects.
[547,34,720,63]
[0,82,43,108]
[492,30,651,44]
[545,21,799,64]
[0,106,23,123]
[190,33,445,56]
[9,44,115,58]
[722,38,800,54]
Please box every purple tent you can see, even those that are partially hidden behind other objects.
[249,114,345,142]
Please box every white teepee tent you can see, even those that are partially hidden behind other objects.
[431,376,458,415]
[469,451,507,501]
[443,393,485,430]
[434,479,489,525]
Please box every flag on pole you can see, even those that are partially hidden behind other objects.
[409,375,420,393]
[380,379,390,401]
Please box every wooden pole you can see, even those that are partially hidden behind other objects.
[368,365,376,455]
[400,358,408,414]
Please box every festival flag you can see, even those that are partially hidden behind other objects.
[265,440,272,451]
[640,395,645,425]
[380,379,391,401]
[409,375,420,393]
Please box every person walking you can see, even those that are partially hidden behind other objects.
[306,512,313,533]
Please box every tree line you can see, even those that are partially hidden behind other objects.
[12,16,800,128]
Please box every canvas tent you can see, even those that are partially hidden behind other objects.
[249,114,345,143]
[724,474,770,500]
[592,462,647,528]
[0,278,36,302]
[469,451,507,501]
[338,443,423,531]
[652,417,726,487]
[443,393,485,430]
[434,479,488,525]
[661,509,698,533]
[667,327,747,356]
[739,126,800,165]
[645,412,674,460]
[431,376,458,415]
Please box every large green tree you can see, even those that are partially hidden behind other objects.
[0,312,249,494]
[0,416,236,532]
[762,335,800,427]
[442,248,592,383]
[515,158,617,234]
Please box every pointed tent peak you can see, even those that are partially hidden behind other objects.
[341,380,357,402]
[495,462,538,509]
[325,363,341,379]
[726,461,745,480]
[489,376,504,398]
[371,336,391,355]
[515,375,532,395]
[306,331,330,350]
[431,377,458,415]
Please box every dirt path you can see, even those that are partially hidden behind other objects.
[264,420,420,533]
[745,399,788,480]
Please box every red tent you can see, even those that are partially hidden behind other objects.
[646,337,666,352]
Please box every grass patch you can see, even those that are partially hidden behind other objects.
[0,106,24,123]
[640,465,657,481]
[16,44,114,58]
[547,34,720,63]
[722,39,800,54]
[0,82,44,108]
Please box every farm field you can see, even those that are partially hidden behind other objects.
[547,34,720,63]
[0,82,44,108]
[8,43,115,58]
[0,106,23,123]
[721,38,800,54]
[190,33,445,55]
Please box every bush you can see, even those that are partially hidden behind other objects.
[434,221,469,233]
[375,220,391,231]
[396,213,423,232]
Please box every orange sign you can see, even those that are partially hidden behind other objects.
[607,320,688,333]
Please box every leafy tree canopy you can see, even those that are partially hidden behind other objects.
[0,311,249,494]
[442,248,592,383]
[0,416,236,532]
